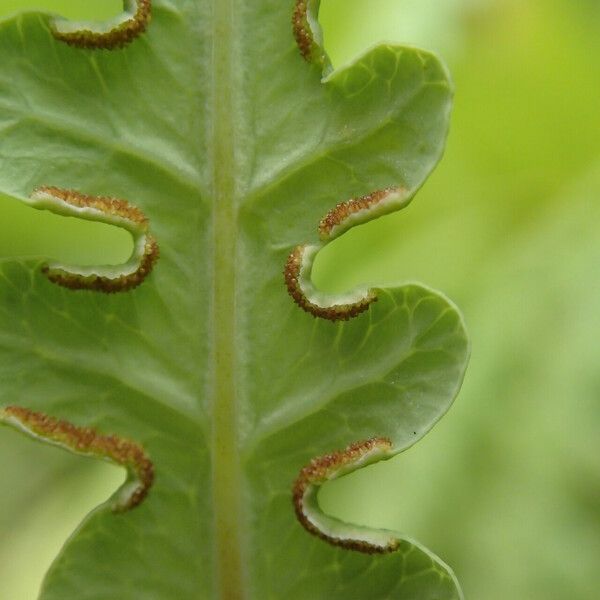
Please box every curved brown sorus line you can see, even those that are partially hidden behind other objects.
[42,236,159,293]
[319,186,406,240]
[292,0,312,61]
[0,405,154,511]
[37,186,148,225]
[31,186,159,293]
[293,437,398,553]
[51,0,152,49]
[284,244,376,321]
[292,0,320,63]
[284,186,413,319]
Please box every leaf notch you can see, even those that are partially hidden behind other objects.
[293,437,400,553]
[284,187,412,321]
[284,244,376,321]
[0,405,154,511]
[30,186,159,293]
[51,0,152,49]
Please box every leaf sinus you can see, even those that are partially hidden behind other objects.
[30,186,159,293]
[50,0,152,49]
[0,405,154,511]
[284,187,413,320]
[284,244,376,321]
[292,437,399,554]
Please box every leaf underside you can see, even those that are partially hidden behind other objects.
[0,1,469,599]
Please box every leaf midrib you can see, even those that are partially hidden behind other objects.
[210,1,245,599]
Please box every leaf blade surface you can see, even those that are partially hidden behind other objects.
[0,2,468,598]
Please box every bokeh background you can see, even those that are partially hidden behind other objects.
[1,1,599,598]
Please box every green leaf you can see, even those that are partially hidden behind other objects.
[0,2,468,598]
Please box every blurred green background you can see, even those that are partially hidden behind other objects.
[1,0,599,598]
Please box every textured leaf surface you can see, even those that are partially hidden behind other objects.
[0,1,468,598]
